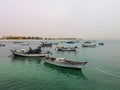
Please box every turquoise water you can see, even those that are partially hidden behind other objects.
[0,40,120,90]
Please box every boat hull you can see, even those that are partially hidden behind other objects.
[82,44,96,47]
[11,51,48,57]
[57,48,76,51]
[44,59,87,70]
[41,44,52,47]
[44,62,81,70]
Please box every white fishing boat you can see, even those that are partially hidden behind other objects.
[82,41,96,47]
[40,42,52,47]
[10,47,50,57]
[56,46,77,51]
[44,57,88,70]
[13,41,24,44]
[21,42,30,45]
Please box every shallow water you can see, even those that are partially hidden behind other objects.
[0,40,120,90]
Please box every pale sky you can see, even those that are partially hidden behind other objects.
[0,0,120,39]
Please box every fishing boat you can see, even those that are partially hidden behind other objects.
[44,62,87,79]
[98,42,104,45]
[44,57,88,70]
[56,46,77,51]
[13,41,24,44]
[21,42,30,45]
[66,41,75,44]
[40,42,52,47]
[10,47,50,57]
[0,44,5,46]
[82,41,96,47]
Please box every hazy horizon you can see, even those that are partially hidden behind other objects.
[0,0,120,40]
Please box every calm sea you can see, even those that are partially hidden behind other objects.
[0,40,120,90]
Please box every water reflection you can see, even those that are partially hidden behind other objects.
[11,57,42,64]
[11,57,87,80]
[44,62,87,80]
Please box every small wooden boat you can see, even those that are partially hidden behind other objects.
[0,44,5,46]
[66,41,75,44]
[44,62,87,79]
[82,44,96,47]
[41,42,52,47]
[13,41,24,44]
[56,46,77,51]
[98,42,104,45]
[10,48,50,57]
[44,57,88,70]
[82,41,96,47]
[21,43,30,45]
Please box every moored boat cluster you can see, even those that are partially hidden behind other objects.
[9,40,104,70]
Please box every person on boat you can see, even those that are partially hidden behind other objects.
[37,46,41,52]
[38,46,41,50]
[33,46,41,54]
[25,47,34,54]
[75,46,77,48]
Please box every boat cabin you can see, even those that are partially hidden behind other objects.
[55,58,65,62]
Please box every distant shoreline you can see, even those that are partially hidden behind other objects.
[0,36,81,40]
[0,38,81,41]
